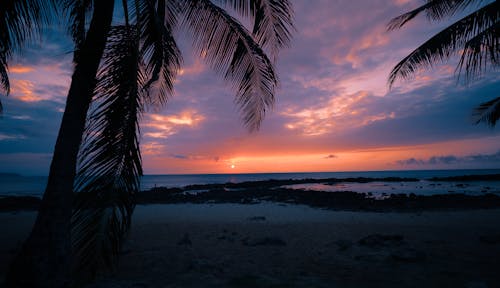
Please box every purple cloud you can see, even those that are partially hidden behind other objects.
[397,151,500,166]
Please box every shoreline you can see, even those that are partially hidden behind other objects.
[1,174,500,212]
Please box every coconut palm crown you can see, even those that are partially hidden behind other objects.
[387,0,499,126]
[2,0,294,287]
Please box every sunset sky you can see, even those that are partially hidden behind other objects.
[0,0,499,175]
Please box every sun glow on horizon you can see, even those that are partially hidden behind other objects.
[141,135,500,175]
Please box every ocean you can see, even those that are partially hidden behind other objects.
[1,169,499,197]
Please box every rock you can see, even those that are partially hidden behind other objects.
[243,237,286,247]
[177,233,192,246]
[358,234,404,248]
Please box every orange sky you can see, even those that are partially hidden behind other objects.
[0,0,499,175]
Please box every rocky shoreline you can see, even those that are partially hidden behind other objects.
[137,187,500,212]
[2,175,500,212]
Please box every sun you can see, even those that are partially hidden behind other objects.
[231,164,235,169]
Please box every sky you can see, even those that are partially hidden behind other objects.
[0,0,499,175]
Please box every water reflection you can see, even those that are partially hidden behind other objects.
[282,181,500,199]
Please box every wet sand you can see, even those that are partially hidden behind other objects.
[2,203,500,287]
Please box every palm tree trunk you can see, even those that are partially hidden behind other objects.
[5,1,115,287]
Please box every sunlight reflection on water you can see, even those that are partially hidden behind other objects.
[282,181,500,199]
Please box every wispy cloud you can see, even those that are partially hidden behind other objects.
[142,110,205,139]
[0,133,26,141]
[9,65,35,74]
[281,91,396,136]
[397,151,500,166]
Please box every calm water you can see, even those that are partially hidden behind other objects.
[1,169,499,197]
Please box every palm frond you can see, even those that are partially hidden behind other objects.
[136,0,183,105]
[388,0,484,30]
[0,54,7,112]
[388,1,499,87]
[252,0,295,59]
[219,0,295,59]
[0,0,55,50]
[473,96,500,126]
[458,22,499,82]
[72,25,143,285]
[182,0,278,131]
[0,0,55,102]
[62,0,93,62]
[218,0,250,15]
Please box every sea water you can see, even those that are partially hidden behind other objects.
[1,169,499,197]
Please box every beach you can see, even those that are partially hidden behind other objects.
[2,203,500,287]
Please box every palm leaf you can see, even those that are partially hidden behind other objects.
[387,0,486,30]
[250,0,294,58]
[0,54,7,112]
[0,0,55,107]
[182,0,278,131]
[136,0,183,105]
[62,0,93,62]
[473,96,500,126]
[219,0,295,59]
[388,1,499,87]
[458,22,499,82]
[72,25,143,286]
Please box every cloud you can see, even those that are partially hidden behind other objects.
[177,59,206,78]
[0,133,26,141]
[0,153,52,175]
[8,62,70,103]
[141,141,166,156]
[9,65,35,74]
[167,153,221,162]
[170,154,188,159]
[142,110,205,139]
[10,115,32,120]
[0,99,63,154]
[397,151,500,166]
[10,80,38,102]
[280,90,397,136]
[324,154,337,159]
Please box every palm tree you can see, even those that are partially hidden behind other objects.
[2,0,294,287]
[387,0,499,125]
[5,1,116,287]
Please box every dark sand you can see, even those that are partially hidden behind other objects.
[2,203,500,287]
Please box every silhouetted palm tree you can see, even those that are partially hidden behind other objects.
[2,0,294,287]
[388,0,499,126]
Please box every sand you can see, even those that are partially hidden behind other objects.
[2,203,500,287]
